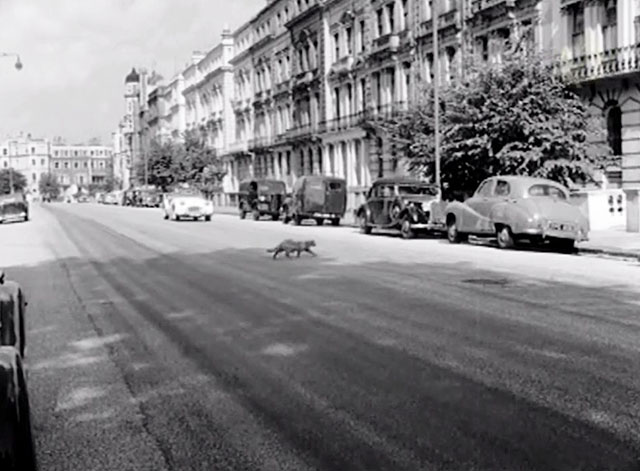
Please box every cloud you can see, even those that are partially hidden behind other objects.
[0,0,263,142]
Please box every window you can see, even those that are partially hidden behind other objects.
[346,27,353,55]
[54,162,59,169]
[31,159,36,166]
[84,162,88,168]
[3,162,6,168]
[528,185,567,200]
[74,162,78,168]
[476,180,494,197]
[377,9,384,36]
[2,149,6,156]
[424,0,432,20]
[41,159,45,165]
[358,20,365,52]
[607,104,622,155]
[603,0,617,51]
[402,0,409,29]
[388,3,395,32]
[334,32,340,61]
[494,180,511,197]
[31,147,35,154]
[571,5,585,57]
[64,162,69,169]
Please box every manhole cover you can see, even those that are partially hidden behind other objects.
[462,278,510,286]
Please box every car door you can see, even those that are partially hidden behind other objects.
[464,178,496,234]
[366,185,384,225]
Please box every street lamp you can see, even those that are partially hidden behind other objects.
[432,1,441,190]
[2,52,23,194]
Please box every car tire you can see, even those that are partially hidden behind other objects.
[293,214,302,226]
[271,213,279,221]
[315,218,324,226]
[163,213,169,220]
[446,217,464,244]
[239,210,246,219]
[359,213,372,235]
[252,209,260,221]
[400,217,415,239]
[204,215,211,222]
[496,225,515,249]
[331,218,340,226]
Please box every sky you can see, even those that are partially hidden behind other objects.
[0,0,263,145]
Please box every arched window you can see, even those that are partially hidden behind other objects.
[606,104,622,155]
[376,137,384,178]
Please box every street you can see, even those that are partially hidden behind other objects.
[3,202,640,471]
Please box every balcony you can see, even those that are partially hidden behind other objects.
[285,122,322,141]
[248,135,273,150]
[471,0,515,14]
[560,0,581,7]
[329,55,355,77]
[420,9,462,36]
[227,140,249,154]
[293,70,315,86]
[558,46,640,83]
[370,33,400,58]
[325,114,360,132]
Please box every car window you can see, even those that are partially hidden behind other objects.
[381,185,394,198]
[327,181,343,191]
[528,184,567,200]
[475,180,494,197]
[397,185,438,196]
[494,180,511,197]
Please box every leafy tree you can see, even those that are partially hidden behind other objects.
[0,169,27,194]
[88,176,121,194]
[137,139,184,190]
[370,48,610,198]
[39,172,61,199]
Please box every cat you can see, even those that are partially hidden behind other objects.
[266,239,317,259]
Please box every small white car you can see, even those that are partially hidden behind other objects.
[163,188,213,221]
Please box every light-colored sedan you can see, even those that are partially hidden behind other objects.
[163,188,213,221]
[444,176,588,252]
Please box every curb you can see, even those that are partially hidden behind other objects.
[213,207,639,260]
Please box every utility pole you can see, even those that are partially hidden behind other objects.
[432,0,441,189]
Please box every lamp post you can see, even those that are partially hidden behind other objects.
[432,1,441,190]
[2,53,23,194]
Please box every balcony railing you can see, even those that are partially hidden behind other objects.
[325,114,361,131]
[558,46,640,82]
[285,122,322,139]
[330,55,355,76]
[471,0,515,14]
[248,135,273,149]
[421,8,462,35]
[228,140,249,154]
[371,33,400,56]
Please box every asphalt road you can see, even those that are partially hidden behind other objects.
[3,202,640,471]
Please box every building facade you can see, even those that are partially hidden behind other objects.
[50,144,114,189]
[0,134,50,197]
[128,0,640,230]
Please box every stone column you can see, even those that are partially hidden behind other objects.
[624,189,640,232]
[382,7,390,35]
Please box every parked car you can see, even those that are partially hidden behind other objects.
[356,178,444,238]
[139,189,161,208]
[0,270,37,471]
[0,193,29,224]
[77,195,91,203]
[238,179,286,220]
[163,186,213,221]
[444,176,589,252]
[282,176,346,226]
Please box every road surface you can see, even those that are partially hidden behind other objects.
[2,202,640,471]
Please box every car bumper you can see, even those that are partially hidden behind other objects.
[521,227,588,242]
[175,208,213,217]
[310,212,344,219]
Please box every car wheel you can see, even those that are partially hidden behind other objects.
[359,213,372,235]
[496,225,515,249]
[252,209,260,221]
[204,215,211,222]
[400,217,415,239]
[163,213,169,220]
[239,209,246,219]
[271,213,279,221]
[315,217,324,226]
[331,218,340,226]
[293,214,302,226]
[447,217,465,244]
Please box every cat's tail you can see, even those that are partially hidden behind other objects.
[266,248,276,253]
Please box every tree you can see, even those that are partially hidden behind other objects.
[39,172,61,199]
[372,48,611,198]
[0,169,27,194]
[137,139,184,190]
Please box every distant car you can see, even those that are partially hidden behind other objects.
[0,193,29,224]
[444,176,589,252]
[77,195,90,203]
[356,178,444,238]
[238,179,286,221]
[163,187,213,221]
[282,176,346,226]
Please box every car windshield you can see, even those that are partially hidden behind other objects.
[528,184,567,200]
[397,185,439,196]
[257,181,286,193]
[172,189,204,198]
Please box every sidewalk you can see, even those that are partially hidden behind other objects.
[214,206,640,259]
